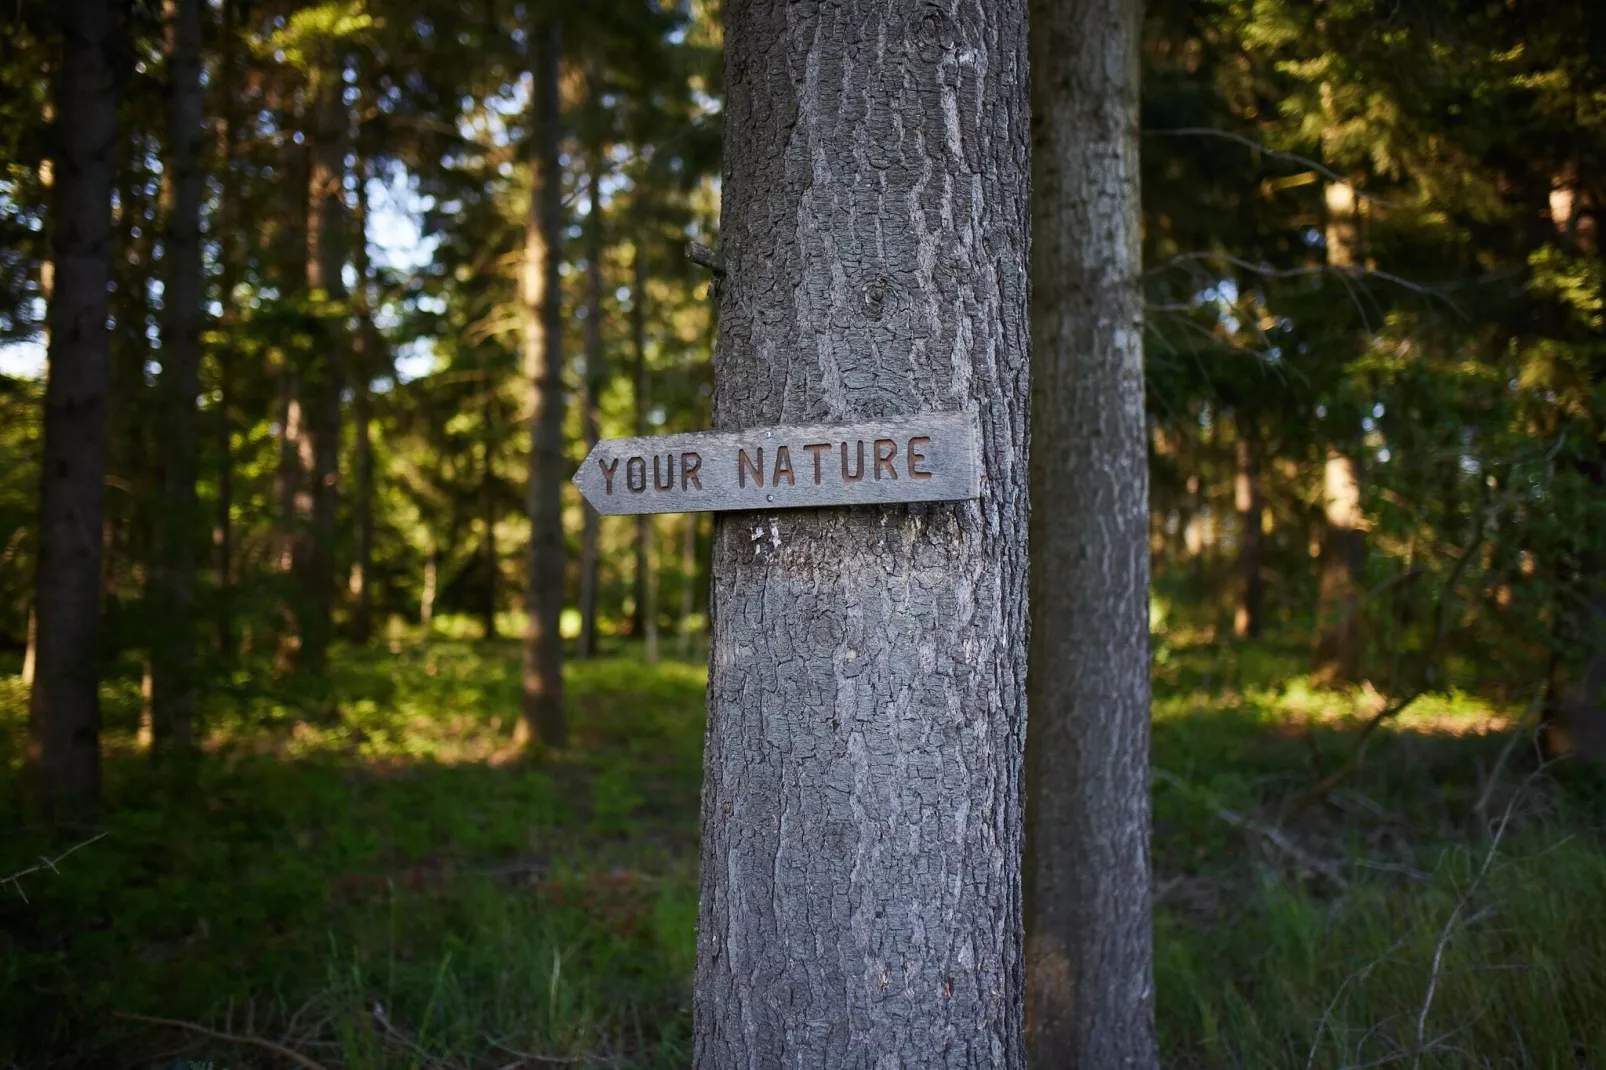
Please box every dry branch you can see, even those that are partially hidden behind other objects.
[0,832,107,903]
[115,1012,331,1070]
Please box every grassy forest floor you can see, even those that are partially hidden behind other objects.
[2,629,1604,1068]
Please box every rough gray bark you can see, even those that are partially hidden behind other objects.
[149,0,206,750]
[1023,0,1158,1064]
[694,3,1030,1066]
[519,22,567,748]
[27,0,118,812]
[578,159,605,659]
[296,58,348,676]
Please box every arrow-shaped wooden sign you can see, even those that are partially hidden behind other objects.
[571,411,981,516]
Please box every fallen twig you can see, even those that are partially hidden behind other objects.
[490,1037,595,1064]
[115,1012,330,1070]
[1,832,107,903]
[1409,762,1549,1069]
[1155,769,1348,888]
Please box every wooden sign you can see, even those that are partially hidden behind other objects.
[572,411,981,516]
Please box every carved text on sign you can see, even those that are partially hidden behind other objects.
[572,412,980,516]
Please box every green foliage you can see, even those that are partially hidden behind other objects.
[6,641,1602,1065]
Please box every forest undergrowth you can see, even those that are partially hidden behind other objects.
[1,626,1602,1069]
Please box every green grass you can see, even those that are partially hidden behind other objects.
[1,633,1603,1067]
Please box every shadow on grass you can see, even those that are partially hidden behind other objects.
[0,645,705,1069]
[1151,637,1606,1068]
[1,636,1602,1068]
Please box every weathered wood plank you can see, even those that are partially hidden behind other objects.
[571,411,980,516]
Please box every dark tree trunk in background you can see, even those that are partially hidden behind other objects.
[213,0,239,659]
[149,0,206,751]
[350,163,378,646]
[1314,155,1364,684]
[519,22,567,749]
[694,3,1030,1065]
[1234,414,1264,640]
[297,60,349,676]
[1314,449,1363,684]
[1024,0,1158,1065]
[630,246,658,664]
[27,0,119,812]
[577,159,604,659]
[631,249,650,643]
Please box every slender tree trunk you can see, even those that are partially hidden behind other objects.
[297,58,348,676]
[1313,116,1365,682]
[24,149,54,694]
[577,158,604,659]
[27,0,118,813]
[350,162,377,646]
[420,539,438,632]
[518,23,566,748]
[694,4,1030,1064]
[149,0,205,751]
[676,511,695,661]
[213,0,239,659]
[1023,0,1157,1065]
[630,245,658,664]
[481,439,499,641]
[1234,414,1264,640]
[22,608,38,688]
[1314,449,1363,683]
[631,250,649,642]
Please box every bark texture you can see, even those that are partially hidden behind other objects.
[1023,0,1158,1064]
[28,0,119,811]
[150,0,206,749]
[694,3,1030,1066]
[519,23,567,748]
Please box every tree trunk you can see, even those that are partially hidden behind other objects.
[1313,449,1363,684]
[27,0,118,813]
[630,244,658,665]
[518,22,567,749]
[1023,0,1158,1065]
[694,4,1030,1065]
[1314,130,1365,685]
[631,249,650,642]
[421,539,438,632]
[481,439,498,642]
[149,0,205,751]
[350,161,377,646]
[1234,414,1264,640]
[577,159,604,659]
[296,58,348,676]
[213,0,239,659]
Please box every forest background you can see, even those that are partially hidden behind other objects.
[1,0,1604,1066]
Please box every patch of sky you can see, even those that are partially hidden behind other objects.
[391,339,437,385]
[367,170,439,275]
